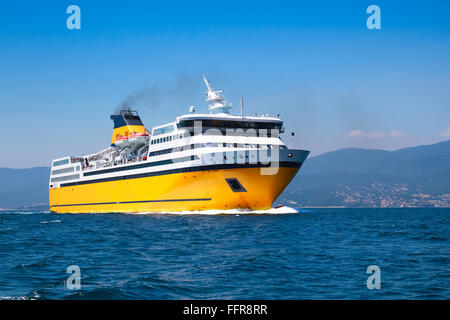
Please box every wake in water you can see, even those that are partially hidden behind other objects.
[0,210,51,215]
[0,211,36,215]
[40,220,61,224]
[127,206,299,215]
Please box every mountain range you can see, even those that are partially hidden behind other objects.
[1,140,449,209]
[0,167,50,209]
[278,139,450,207]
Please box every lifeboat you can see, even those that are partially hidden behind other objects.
[129,132,149,146]
[115,135,130,147]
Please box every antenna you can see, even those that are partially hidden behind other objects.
[202,74,213,92]
[240,96,244,118]
[290,131,295,149]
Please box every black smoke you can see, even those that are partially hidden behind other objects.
[116,73,200,114]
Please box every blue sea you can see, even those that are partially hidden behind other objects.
[0,208,448,300]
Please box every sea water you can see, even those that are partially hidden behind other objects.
[0,208,448,299]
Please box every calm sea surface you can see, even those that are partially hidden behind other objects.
[0,208,448,299]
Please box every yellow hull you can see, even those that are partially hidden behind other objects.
[49,166,299,213]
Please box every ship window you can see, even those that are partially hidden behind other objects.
[177,119,282,130]
[225,178,247,193]
[51,167,75,175]
[153,125,175,136]
[50,174,80,183]
[52,159,69,167]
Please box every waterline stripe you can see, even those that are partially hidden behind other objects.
[50,198,212,208]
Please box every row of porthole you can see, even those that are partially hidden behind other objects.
[151,134,185,145]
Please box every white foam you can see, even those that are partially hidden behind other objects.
[0,211,35,215]
[40,219,61,224]
[0,210,51,215]
[126,206,299,215]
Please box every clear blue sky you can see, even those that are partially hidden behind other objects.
[1,0,450,168]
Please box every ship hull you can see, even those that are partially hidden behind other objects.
[49,164,301,213]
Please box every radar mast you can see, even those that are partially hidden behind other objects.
[202,75,232,114]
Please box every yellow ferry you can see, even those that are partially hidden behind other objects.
[49,76,309,213]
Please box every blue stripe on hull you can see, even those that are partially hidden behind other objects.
[51,198,212,208]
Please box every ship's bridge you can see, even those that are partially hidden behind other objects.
[175,113,284,133]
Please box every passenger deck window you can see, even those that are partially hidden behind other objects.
[52,159,69,167]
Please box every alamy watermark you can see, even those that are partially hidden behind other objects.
[66,5,81,30]
[66,5,381,31]
[366,5,381,30]
[170,120,282,175]
[366,265,381,290]
[66,265,81,290]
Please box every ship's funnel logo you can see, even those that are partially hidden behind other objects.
[110,109,146,146]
